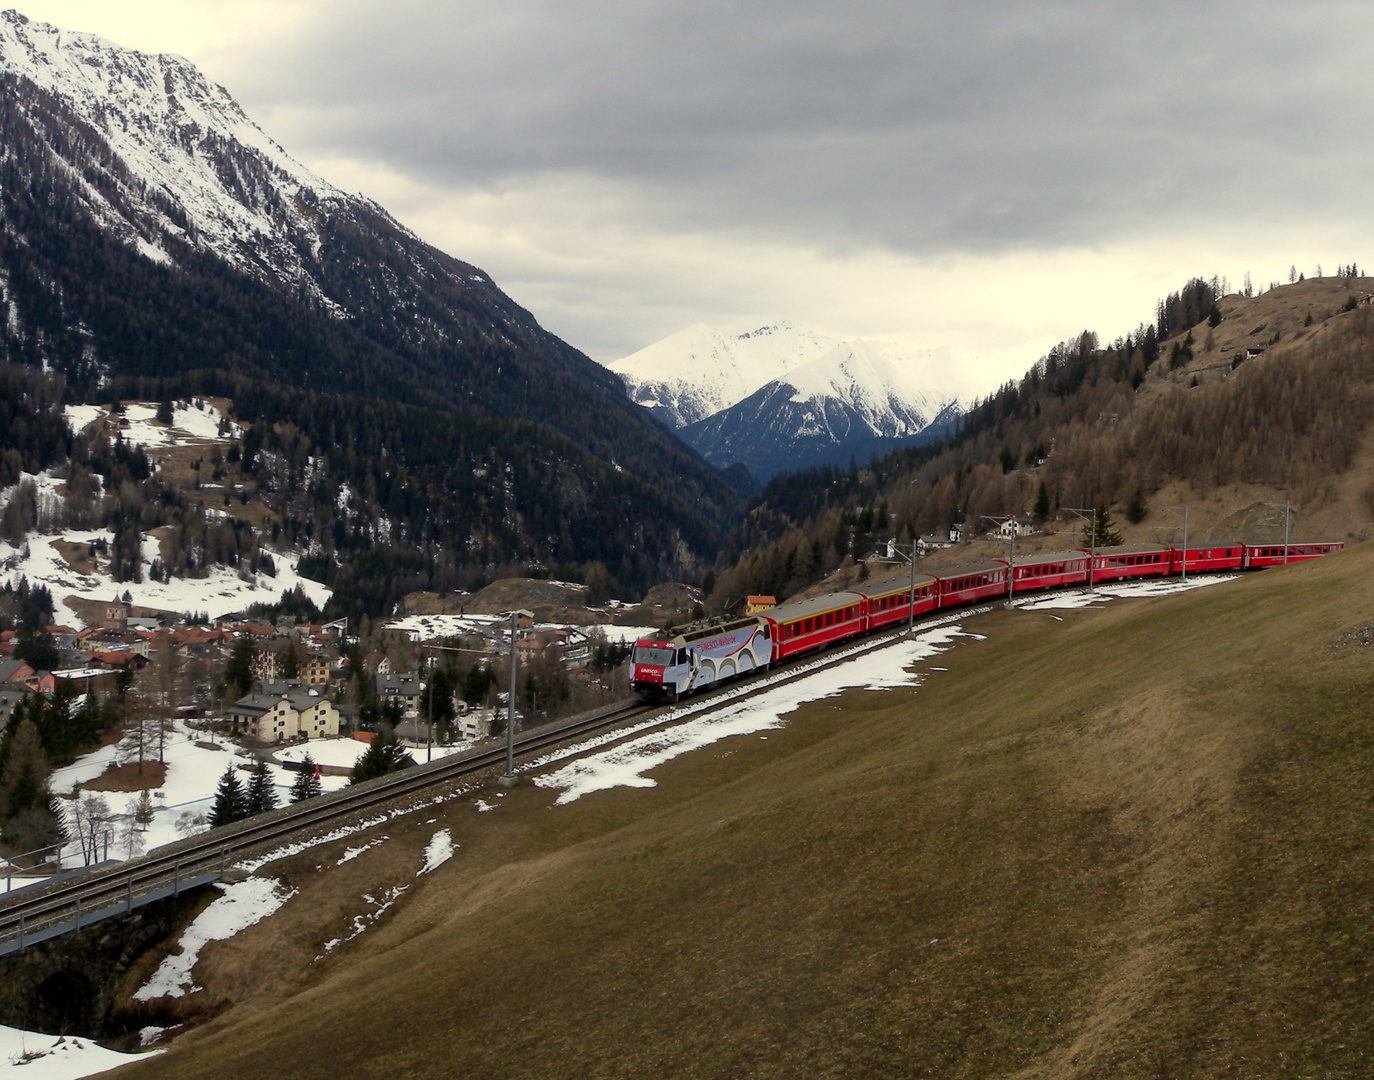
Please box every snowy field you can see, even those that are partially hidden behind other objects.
[0,1024,156,1077]
[1010,574,1241,611]
[42,723,361,870]
[64,400,240,450]
[0,526,330,626]
[386,611,656,645]
[533,623,976,805]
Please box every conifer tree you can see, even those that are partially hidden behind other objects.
[350,729,415,785]
[208,765,249,827]
[1126,488,1149,525]
[290,754,323,802]
[1033,481,1050,522]
[1081,501,1124,548]
[246,763,279,816]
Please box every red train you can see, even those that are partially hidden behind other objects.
[628,540,1345,701]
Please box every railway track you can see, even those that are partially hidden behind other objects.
[0,588,1096,954]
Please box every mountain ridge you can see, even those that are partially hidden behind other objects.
[0,9,741,607]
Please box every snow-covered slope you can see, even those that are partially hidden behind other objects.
[609,322,966,478]
[0,9,363,294]
[680,339,963,479]
[607,322,838,428]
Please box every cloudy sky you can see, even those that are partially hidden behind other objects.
[17,0,1374,392]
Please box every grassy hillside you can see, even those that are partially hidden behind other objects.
[712,276,1374,604]
[112,549,1374,1078]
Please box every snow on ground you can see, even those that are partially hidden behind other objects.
[1011,574,1241,611]
[63,404,103,436]
[0,528,330,626]
[274,738,368,771]
[317,885,408,959]
[417,829,454,875]
[0,1024,158,1077]
[64,401,240,450]
[44,722,353,871]
[133,876,296,1000]
[534,624,975,805]
[386,611,658,645]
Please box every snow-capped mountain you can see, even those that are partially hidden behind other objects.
[607,322,965,479]
[608,321,839,428]
[681,339,961,479]
[0,10,355,294]
[0,10,742,594]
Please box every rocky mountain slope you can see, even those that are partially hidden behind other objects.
[0,10,740,608]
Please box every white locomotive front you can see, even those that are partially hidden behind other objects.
[629,617,773,702]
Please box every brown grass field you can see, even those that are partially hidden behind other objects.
[104,546,1374,1078]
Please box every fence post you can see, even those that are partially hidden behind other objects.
[219,846,226,880]
[17,915,23,951]
[173,862,179,895]
[74,894,81,929]
[126,877,133,913]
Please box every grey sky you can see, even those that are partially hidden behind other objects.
[21,0,1374,387]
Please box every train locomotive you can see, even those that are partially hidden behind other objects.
[628,539,1344,702]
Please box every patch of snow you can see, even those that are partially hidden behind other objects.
[0,1024,158,1076]
[63,404,103,436]
[474,799,495,813]
[0,529,330,627]
[316,885,407,959]
[1011,574,1240,611]
[133,876,296,1000]
[534,625,974,804]
[417,829,453,875]
[336,837,388,865]
[48,720,352,869]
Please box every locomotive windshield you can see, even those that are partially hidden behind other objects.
[632,645,676,666]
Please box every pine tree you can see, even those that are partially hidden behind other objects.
[134,788,155,829]
[290,754,323,802]
[245,763,279,816]
[350,729,415,785]
[224,638,256,700]
[1033,481,1050,521]
[1125,488,1149,525]
[1081,501,1124,549]
[208,765,249,827]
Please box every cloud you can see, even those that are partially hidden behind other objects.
[227,0,1374,258]
[17,0,1374,386]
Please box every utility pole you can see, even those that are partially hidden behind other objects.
[980,516,1018,600]
[502,612,518,785]
[879,537,920,633]
[1064,507,1096,591]
[1160,506,1189,580]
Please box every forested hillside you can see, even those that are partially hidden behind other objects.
[0,33,743,610]
[711,273,1374,602]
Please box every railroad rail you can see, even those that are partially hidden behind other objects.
[0,578,1211,955]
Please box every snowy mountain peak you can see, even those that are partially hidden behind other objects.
[607,321,839,428]
[0,8,376,288]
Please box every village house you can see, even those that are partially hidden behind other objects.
[375,672,426,719]
[303,652,331,687]
[744,595,776,614]
[917,534,956,557]
[229,688,342,743]
[994,517,1037,540]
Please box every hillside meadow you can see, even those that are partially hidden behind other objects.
[109,549,1374,1079]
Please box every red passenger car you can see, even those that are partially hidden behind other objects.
[1171,544,1246,574]
[852,573,940,631]
[763,591,867,662]
[1086,544,1172,584]
[1006,550,1090,595]
[934,562,1009,608]
[1244,541,1345,568]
